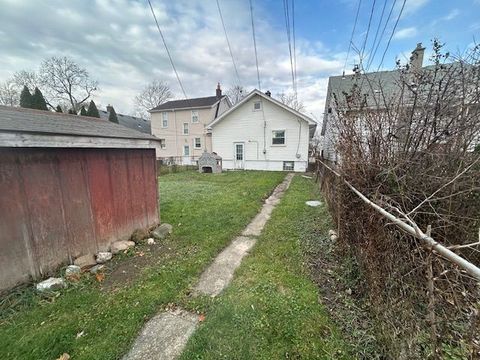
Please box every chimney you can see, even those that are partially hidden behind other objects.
[409,43,425,71]
[216,83,222,99]
[265,90,271,97]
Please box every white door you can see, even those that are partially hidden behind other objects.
[183,145,191,165]
[234,142,245,169]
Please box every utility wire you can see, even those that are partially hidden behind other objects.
[292,0,297,97]
[283,0,296,95]
[360,0,377,66]
[376,0,406,71]
[147,0,189,100]
[249,0,261,90]
[364,0,388,71]
[216,0,242,86]
[366,0,397,71]
[343,0,362,74]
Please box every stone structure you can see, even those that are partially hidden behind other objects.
[198,151,222,173]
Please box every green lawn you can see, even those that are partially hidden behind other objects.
[0,171,284,360]
[180,176,350,359]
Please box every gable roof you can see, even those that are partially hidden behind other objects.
[207,89,317,129]
[0,106,159,148]
[98,110,151,134]
[149,96,226,112]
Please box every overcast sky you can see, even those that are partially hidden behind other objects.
[1,0,479,119]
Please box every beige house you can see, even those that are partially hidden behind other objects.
[150,84,231,163]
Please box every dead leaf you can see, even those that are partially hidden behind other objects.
[137,251,145,257]
[198,314,206,322]
[56,353,70,360]
[95,273,105,282]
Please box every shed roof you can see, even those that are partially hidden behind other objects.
[0,106,159,149]
[150,96,224,112]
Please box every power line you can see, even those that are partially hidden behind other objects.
[283,0,296,94]
[359,0,377,65]
[343,0,363,74]
[292,0,297,97]
[216,0,242,86]
[376,0,407,71]
[147,0,189,100]
[249,0,261,90]
[364,0,388,71]
[366,0,397,71]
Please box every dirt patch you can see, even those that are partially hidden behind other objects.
[101,240,176,291]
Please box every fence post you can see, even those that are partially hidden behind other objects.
[426,224,439,359]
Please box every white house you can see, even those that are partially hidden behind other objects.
[208,89,317,172]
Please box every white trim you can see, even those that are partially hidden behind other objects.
[271,129,286,146]
[191,110,199,123]
[194,137,202,149]
[207,89,316,129]
[0,132,160,149]
[161,112,169,128]
[183,122,189,135]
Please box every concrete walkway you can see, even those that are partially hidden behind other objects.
[123,173,294,360]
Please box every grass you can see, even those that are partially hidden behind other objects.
[179,175,351,359]
[0,170,284,360]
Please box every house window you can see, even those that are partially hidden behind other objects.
[283,161,294,171]
[194,137,202,149]
[183,145,190,156]
[159,139,166,149]
[191,110,199,123]
[272,130,286,145]
[253,101,262,111]
[183,122,189,135]
[162,112,168,128]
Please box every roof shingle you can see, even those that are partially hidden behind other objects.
[150,96,223,111]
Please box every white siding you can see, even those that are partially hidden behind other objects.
[211,94,310,172]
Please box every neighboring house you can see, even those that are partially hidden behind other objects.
[149,84,231,163]
[99,106,151,134]
[321,43,480,162]
[208,89,317,172]
[0,105,160,292]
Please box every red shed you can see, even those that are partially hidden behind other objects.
[0,105,160,291]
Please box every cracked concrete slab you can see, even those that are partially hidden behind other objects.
[122,309,198,360]
[194,236,256,296]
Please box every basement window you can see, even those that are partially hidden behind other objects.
[283,161,294,171]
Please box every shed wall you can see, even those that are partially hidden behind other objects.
[0,148,159,291]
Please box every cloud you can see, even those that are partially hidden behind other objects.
[402,0,429,14]
[0,0,344,119]
[393,27,418,40]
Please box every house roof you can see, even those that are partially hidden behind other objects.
[207,89,317,132]
[98,110,151,134]
[0,106,160,148]
[149,96,225,112]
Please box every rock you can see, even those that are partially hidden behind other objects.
[147,237,156,245]
[111,240,135,254]
[330,234,338,242]
[131,228,150,243]
[346,288,352,295]
[328,229,337,237]
[36,277,67,292]
[306,200,322,207]
[151,223,173,240]
[65,265,81,277]
[74,254,97,269]
[89,264,105,274]
[96,252,112,263]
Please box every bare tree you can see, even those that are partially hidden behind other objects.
[39,56,98,111]
[134,80,172,119]
[226,85,246,105]
[12,70,41,92]
[0,79,19,106]
[276,91,305,112]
